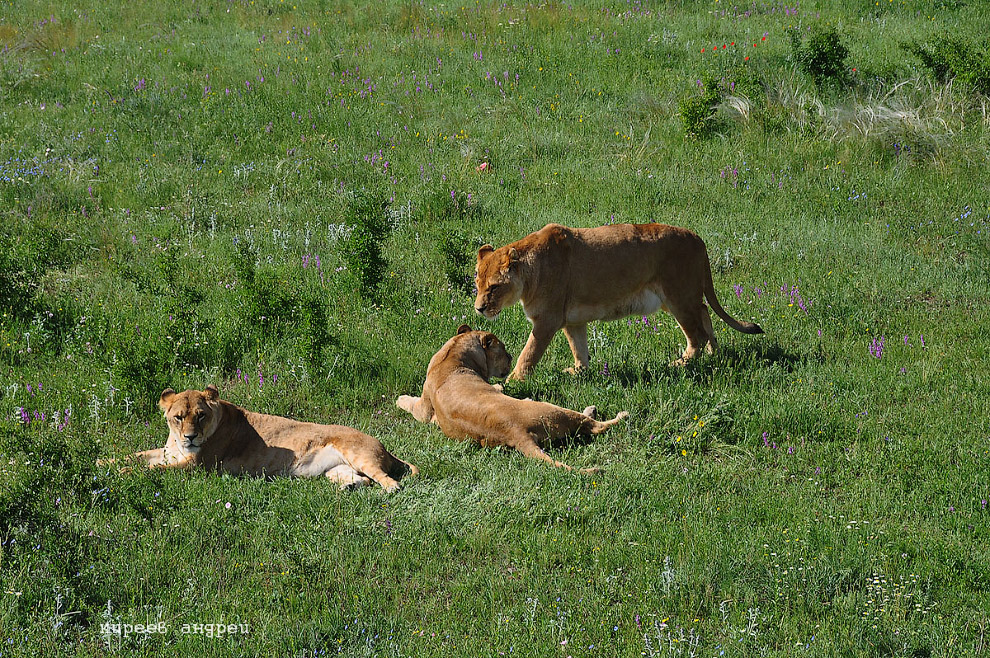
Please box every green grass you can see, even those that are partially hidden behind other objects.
[2,0,989,655]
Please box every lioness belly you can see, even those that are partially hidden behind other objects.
[291,444,348,477]
[565,288,666,324]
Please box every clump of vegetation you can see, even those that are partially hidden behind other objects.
[906,32,990,95]
[678,77,725,139]
[342,192,391,300]
[789,25,851,87]
[437,228,474,294]
[0,426,105,627]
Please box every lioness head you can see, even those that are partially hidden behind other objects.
[158,385,223,454]
[456,324,512,379]
[474,245,523,320]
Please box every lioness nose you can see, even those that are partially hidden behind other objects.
[474,305,485,314]
[183,433,198,440]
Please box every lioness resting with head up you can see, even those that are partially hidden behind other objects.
[474,222,764,380]
[396,325,628,472]
[103,386,416,492]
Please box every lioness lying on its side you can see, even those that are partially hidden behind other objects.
[101,386,417,492]
[474,222,764,380]
[396,325,628,472]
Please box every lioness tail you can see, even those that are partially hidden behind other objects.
[703,261,763,335]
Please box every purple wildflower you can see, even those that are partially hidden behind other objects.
[869,336,885,359]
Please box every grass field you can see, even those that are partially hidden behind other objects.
[2,0,990,655]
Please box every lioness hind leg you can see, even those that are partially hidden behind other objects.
[701,307,718,355]
[514,433,578,471]
[668,303,711,365]
[325,464,374,490]
[585,410,629,435]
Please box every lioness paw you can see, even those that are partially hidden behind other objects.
[396,395,418,411]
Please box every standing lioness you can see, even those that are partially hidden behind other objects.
[104,386,416,491]
[474,223,763,380]
[396,325,628,472]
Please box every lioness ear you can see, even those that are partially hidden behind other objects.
[204,385,220,401]
[477,244,494,262]
[456,324,473,335]
[481,333,494,349]
[507,247,519,262]
[158,388,176,410]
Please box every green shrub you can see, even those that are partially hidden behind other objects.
[105,319,176,415]
[789,25,850,87]
[418,184,484,224]
[342,192,391,300]
[437,228,474,294]
[678,78,725,139]
[906,33,990,95]
[0,220,77,323]
[0,425,105,626]
[296,290,337,377]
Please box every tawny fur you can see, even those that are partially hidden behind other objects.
[474,223,763,380]
[103,386,417,492]
[396,325,628,472]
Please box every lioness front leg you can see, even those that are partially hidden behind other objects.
[562,324,590,375]
[100,448,194,472]
[137,448,196,470]
[509,325,558,381]
[396,394,436,424]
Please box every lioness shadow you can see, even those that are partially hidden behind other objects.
[603,340,807,387]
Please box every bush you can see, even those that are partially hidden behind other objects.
[341,192,391,300]
[0,425,105,627]
[906,33,990,95]
[437,228,474,294]
[789,25,850,87]
[678,78,725,139]
[0,220,78,323]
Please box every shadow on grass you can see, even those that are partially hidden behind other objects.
[596,340,808,387]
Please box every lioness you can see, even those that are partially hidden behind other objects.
[396,325,628,472]
[474,222,763,380]
[104,386,416,491]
